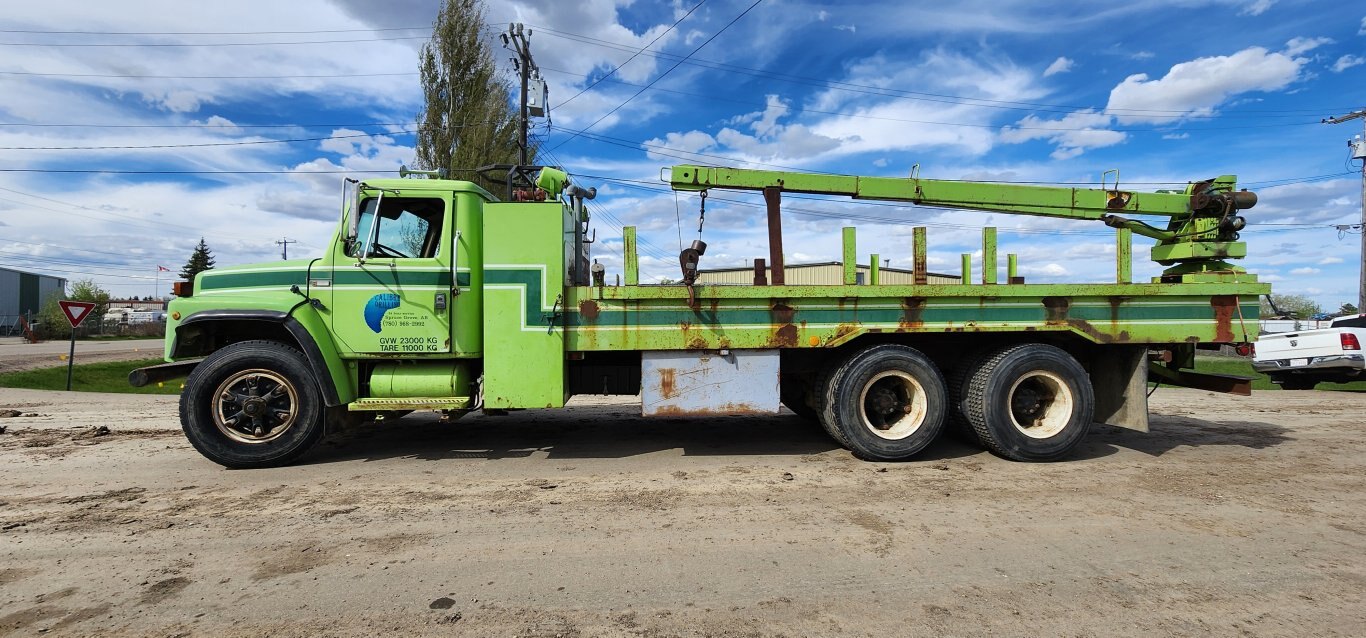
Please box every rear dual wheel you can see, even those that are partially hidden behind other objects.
[963,344,1093,462]
[818,345,947,461]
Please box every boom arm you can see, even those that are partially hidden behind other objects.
[667,165,1259,282]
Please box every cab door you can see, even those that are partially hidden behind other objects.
[329,193,452,355]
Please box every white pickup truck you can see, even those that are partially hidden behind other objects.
[1253,314,1366,389]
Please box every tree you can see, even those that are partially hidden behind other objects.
[36,279,110,339]
[1340,302,1360,317]
[180,237,216,282]
[1259,293,1323,319]
[414,0,527,194]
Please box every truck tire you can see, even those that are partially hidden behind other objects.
[1275,378,1317,390]
[964,343,1093,462]
[818,344,947,461]
[179,340,326,469]
[944,349,992,446]
[813,363,851,448]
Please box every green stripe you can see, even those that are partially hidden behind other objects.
[199,269,468,290]
[485,267,1255,330]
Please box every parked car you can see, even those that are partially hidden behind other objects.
[1253,314,1366,389]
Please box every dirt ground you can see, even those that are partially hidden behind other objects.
[1,386,1364,637]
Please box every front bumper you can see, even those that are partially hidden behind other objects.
[1252,353,1365,374]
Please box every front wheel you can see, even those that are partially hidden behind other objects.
[964,343,1094,462]
[818,344,947,461]
[179,340,326,468]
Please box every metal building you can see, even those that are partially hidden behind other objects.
[0,266,67,333]
[697,261,960,286]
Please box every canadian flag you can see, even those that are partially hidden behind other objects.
[157,265,171,272]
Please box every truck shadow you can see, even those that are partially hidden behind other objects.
[1072,414,1293,459]
[305,410,982,464]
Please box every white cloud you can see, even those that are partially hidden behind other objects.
[1360,16,1365,35]
[1319,256,1344,265]
[1107,45,1308,124]
[1332,55,1365,73]
[1130,51,1155,60]
[1043,57,1074,77]
[999,109,1127,159]
[834,24,856,33]
[817,10,829,21]
[873,158,888,167]
[1289,267,1321,276]
[1284,36,1332,56]
[1162,132,1190,140]
[1240,0,1274,16]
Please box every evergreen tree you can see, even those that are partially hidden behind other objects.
[414,0,526,194]
[180,238,216,282]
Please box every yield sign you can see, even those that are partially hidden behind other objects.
[58,300,97,328]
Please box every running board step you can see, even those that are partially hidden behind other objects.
[348,397,473,411]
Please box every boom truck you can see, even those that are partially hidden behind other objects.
[132,163,1268,468]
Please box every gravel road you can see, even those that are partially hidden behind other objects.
[0,339,164,374]
[1,387,1364,637]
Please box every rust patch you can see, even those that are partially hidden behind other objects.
[1107,296,1125,324]
[649,402,770,416]
[658,368,677,399]
[578,299,600,321]
[770,324,799,348]
[687,336,708,350]
[1065,319,1113,343]
[1042,296,1070,324]
[1210,295,1237,343]
[900,296,927,330]
[771,302,796,324]
[826,323,859,345]
[768,301,799,348]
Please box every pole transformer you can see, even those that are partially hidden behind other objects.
[1323,109,1366,311]
[501,23,543,168]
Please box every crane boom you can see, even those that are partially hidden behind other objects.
[667,165,1260,283]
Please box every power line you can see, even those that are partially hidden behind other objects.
[532,26,1352,119]
[0,69,416,79]
[0,35,431,47]
[0,26,431,36]
[0,120,414,129]
[0,185,267,242]
[0,130,415,151]
[539,66,1318,132]
[0,261,159,280]
[552,1,706,110]
[550,0,766,152]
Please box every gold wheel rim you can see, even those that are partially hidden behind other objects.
[212,369,299,444]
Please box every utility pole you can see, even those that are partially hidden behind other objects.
[276,237,297,260]
[1323,109,1366,311]
[501,23,545,167]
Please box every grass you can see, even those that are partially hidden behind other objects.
[0,358,183,395]
[1191,355,1366,392]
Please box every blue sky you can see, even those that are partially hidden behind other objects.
[0,0,1362,309]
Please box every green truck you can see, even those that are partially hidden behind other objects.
[132,164,1268,468]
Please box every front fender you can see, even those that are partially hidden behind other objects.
[170,304,355,406]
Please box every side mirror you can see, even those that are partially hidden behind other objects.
[342,179,361,244]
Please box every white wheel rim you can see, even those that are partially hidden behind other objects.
[858,370,928,440]
[1007,371,1073,439]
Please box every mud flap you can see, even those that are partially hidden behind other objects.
[1091,346,1149,432]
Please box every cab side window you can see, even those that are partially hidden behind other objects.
[349,197,444,259]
